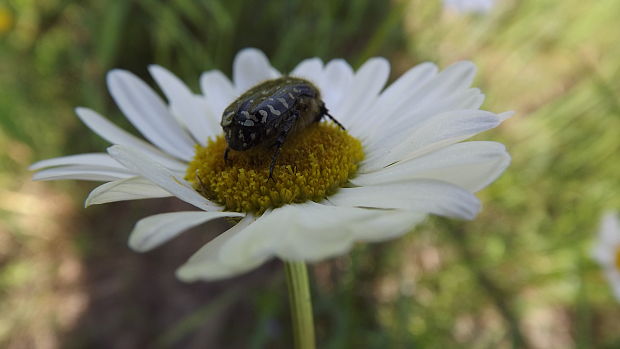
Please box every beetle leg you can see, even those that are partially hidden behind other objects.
[194,170,207,194]
[268,116,296,181]
[320,104,346,130]
[224,147,230,164]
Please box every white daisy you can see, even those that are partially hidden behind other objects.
[31,48,511,282]
[443,0,496,14]
[592,211,620,301]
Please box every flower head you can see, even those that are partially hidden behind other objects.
[31,48,511,281]
[592,211,620,301]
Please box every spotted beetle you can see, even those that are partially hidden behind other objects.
[221,77,345,179]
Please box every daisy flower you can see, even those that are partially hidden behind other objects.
[443,0,496,14]
[31,48,511,282]
[592,211,620,301]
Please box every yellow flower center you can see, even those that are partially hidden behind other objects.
[186,123,364,214]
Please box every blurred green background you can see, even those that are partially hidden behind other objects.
[1,0,619,348]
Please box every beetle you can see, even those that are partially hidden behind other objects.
[221,76,345,179]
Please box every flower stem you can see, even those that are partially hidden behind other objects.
[285,261,316,349]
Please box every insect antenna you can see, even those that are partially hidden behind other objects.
[223,147,231,164]
[323,108,346,130]
[194,170,207,194]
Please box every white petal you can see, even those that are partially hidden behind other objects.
[200,70,237,119]
[177,215,258,281]
[318,59,355,113]
[460,88,485,109]
[375,62,439,109]
[352,141,510,192]
[148,65,217,145]
[592,212,620,267]
[290,57,323,82]
[75,107,186,172]
[599,212,620,244]
[412,61,477,106]
[362,109,501,172]
[328,180,481,220]
[592,244,616,266]
[356,62,438,135]
[233,48,280,92]
[221,203,427,262]
[85,176,172,207]
[177,204,425,281]
[129,211,243,252]
[333,57,390,128]
[192,97,220,142]
[399,87,486,125]
[107,145,220,211]
[360,88,486,144]
[107,70,196,160]
[32,165,134,181]
[397,61,476,112]
[498,111,514,121]
[361,61,478,139]
[30,153,122,171]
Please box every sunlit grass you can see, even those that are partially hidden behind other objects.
[1,0,619,347]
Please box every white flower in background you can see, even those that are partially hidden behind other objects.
[443,0,496,14]
[31,48,511,281]
[592,211,620,301]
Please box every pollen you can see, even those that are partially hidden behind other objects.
[186,123,364,214]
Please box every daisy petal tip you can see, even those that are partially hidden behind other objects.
[468,203,482,220]
[106,144,132,162]
[30,172,43,181]
[200,69,223,82]
[235,47,269,64]
[498,111,515,121]
[148,64,176,83]
[326,58,354,72]
[311,56,324,65]
[371,56,390,66]
[175,265,197,282]
[74,106,88,115]
[457,202,481,221]
[106,144,122,156]
[146,64,161,72]
[453,60,476,72]
[28,160,43,171]
[74,107,101,123]
[501,150,512,166]
[457,193,482,220]
[84,188,107,207]
[365,57,391,73]
[128,237,150,253]
[175,263,221,283]
[147,65,165,78]
[238,47,264,55]
[127,220,162,253]
[445,61,478,85]
[106,69,128,83]
[420,61,439,70]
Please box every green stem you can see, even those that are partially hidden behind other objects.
[285,261,316,349]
